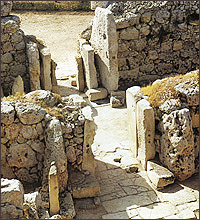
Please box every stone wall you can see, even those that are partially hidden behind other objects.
[1,1,57,96]
[109,1,199,89]
[1,90,94,189]
[126,70,199,181]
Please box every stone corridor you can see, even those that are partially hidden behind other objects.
[75,104,199,219]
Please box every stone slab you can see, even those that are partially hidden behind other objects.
[137,99,155,170]
[60,192,76,219]
[69,173,100,199]
[75,55,85,92]
[126,86,141,157]
[147,160,175,189]
[40,47,52,91]
[81,44,98,89]
[12,75,24,96]
[86,88,108,101]
[90,7,119,92]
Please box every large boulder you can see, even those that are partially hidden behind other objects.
[1,178,24,209]
[15,102,46,125]
[159,108,195,181]
[1,101,15,125]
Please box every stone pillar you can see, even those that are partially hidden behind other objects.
[40,47,52,91]
[126,86,141,157]
[90,7,119,92]
[136,99,155,170]
[26,42,41,91]
[51,60,57,86]
[49,162,60,216]
[81,44,98,89]
[82,106,96,176]
[12,75,24,96]
[75,55,85,92]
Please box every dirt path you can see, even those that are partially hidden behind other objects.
[13,11,94,79]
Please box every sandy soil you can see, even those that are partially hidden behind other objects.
[13,11,94,79]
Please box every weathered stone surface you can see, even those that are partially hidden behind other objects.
[40,47,52,91]
[49,163,60,216]
[1,1,12,17]
[51,60,57,86]
[26,41,41,91]
[66,146,76,163]
[21,125,38,139]
[126,86,141,157]
[69,173,100,198]
[91,1,109,10]
[1,52,13,64]
[5,123,21,140]
[81,44,98,89]
[86,88,108,101]
[43,119,68,192]
[7,142,37,168]
[24,191,43,219]
[80,21,93,40]
[120,27,139,40]
[15,102,46,125]
[12,75,24,96]
[90,7,119,92]
[15,167,38,183]
[1,204,24,219]
[1,101,15,125]
[147,160,175,189]
[1,178,24,209]
[110,90,125,108]
[159,108,195,181]
[175,80,199,106]
[69,94,87,108]
[1,15,20,34]
[82,106,96,176]
[137,99,155,170]
[60,192,76,219]
[25,90,59,107]
[75,55,85,92]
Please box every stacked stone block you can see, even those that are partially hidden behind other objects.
[109,1,199,89]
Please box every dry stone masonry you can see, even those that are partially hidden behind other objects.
[1,1,57,96]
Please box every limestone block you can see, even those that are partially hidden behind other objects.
[1,178,24,209]
[1,204,24,219]
[160,108,195,181]
[1,52,13,64]
[1,86,4,97]
[12,75,24,96]
[115,17,130,29]
[75,55,85,92]
[81,44,98,89]
[147,160,175,189]
[60,192,76,219]
[1,1,12,17]
[51,60,57,86]
[43,119,68,192]
[21,125,38,139]
[15,168,38,183]
[110,90,125,108]
[25,90,59,107]
[1,101,15,125]
[49,163,60,216]
[15,102,46,125]
[86,88,108,101]
[7,142,37,168]
[40,47,52,91]
[5,123,21,140]
[126,86,141,157]
[69,173,100,198]
[69,94,87,108]
[137,99,155,169]
[82,106,96,176]
[120,27,139,40]
[66,146,76,163]
[26,42,41,91]
[90,7,119,92]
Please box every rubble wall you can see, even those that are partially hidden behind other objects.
[1,91,89,187]
[109,1,199,89]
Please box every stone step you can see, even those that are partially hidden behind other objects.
[147,160,175,190]
[86,88,108,101]
[68,171,101,199]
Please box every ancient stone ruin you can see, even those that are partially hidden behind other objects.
[1,1,199,219]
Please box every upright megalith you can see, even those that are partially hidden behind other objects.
[81,44,98,89]
[40,47,52,91]
[90,7,119,92]
[26,42,41,91]
[49,162,60,216]
[12,75,24,95]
